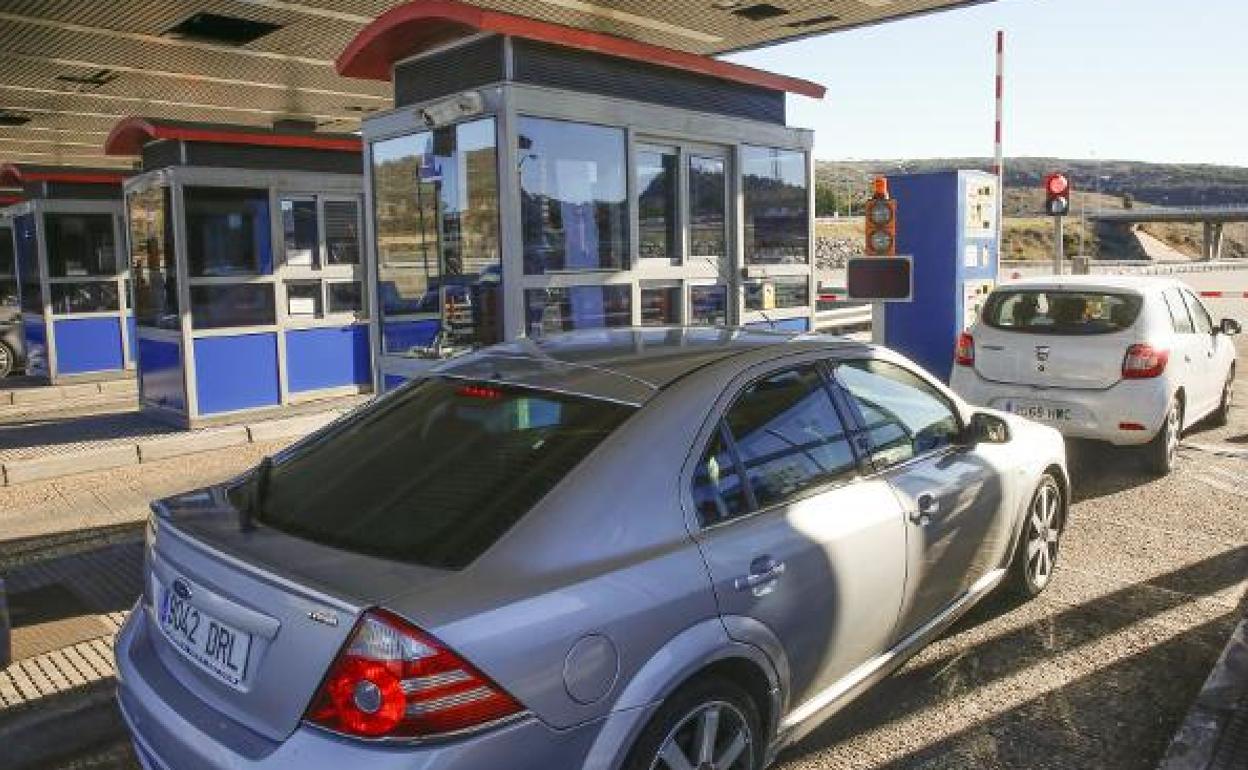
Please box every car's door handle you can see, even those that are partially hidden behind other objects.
[909,492,940,526]
[734,557,786,592]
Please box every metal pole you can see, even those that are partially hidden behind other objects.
[1054,216,1064,275]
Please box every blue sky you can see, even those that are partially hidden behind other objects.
[725,0,1248,167]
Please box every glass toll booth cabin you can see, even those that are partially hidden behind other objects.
[105,119,373,427]
[339,2,824,388]
[0,165,132,384]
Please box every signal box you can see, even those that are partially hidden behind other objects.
[880,170,1000,381]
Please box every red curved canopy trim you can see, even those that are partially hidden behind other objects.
[0,194,23,207]
[105,117,363,156]
[337,0,825,99]
[0,163,126,187]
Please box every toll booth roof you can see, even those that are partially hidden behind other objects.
[0,164,127,200]
[336,0,825,99]
[104,118,362,157]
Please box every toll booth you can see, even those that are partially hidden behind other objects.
[104,118,372,427]
[336,0,823,388]
[881,170,1000,381]
[1,165,132,384]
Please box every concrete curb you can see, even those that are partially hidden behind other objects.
[0,408,348,488]
[0,679,123,770]
[1158,614,1248,769]
[0,379,137,407]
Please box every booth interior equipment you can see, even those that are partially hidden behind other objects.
[1,164,133,385]
[104,118,373,427]
[336,2,826,388]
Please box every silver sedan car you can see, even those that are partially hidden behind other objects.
[115,328,1068,770]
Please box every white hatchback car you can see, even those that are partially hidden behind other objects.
[951,275,1240,475]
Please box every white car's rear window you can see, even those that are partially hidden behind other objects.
[984,290,1142,335]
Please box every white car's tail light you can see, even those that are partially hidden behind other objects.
[1122,344,1169,379]
[305,610,522,739]
[955,332,975,367]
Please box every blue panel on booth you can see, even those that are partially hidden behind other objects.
[285,325,372,393]
[22,316,48,377]
[137,337,186,412]
[746,317,810,332]
[383,320,439,354]
[193,333,280,415]
[53,317,124,374]
[383,374,408,392]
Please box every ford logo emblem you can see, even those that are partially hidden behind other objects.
[172,578,193,601]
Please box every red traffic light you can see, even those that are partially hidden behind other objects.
[1044,172,1071,216]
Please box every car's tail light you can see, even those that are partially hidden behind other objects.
[1122,344,1169,379]
[955,332,975,366]
[305,610,523,739]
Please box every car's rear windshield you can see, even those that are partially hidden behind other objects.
[231,378,636,569]
[983,290,1143,335]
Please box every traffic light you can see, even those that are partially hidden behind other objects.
[864,177,897,256]
[1044,173,1071,216]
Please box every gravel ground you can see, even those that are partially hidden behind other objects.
[50,278,1248,770]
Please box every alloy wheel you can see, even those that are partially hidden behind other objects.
[1165,403,1181,466]
[650,701,753,770]
[0,343,10,378]
[1026,479,1062,590]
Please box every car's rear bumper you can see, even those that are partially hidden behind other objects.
[951,367,1169,446]
[114,609,604,770]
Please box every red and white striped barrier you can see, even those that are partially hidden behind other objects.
[1199,291,1248,298]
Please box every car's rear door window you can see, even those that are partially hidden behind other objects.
[236,379,636,569]
[1163,289,1195,334]
[1182,290,1213,334]
[984,290,1142,335]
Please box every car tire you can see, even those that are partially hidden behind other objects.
[1006,472,1064,600]
[1145,397,1182,476]
[622,676,762,770]
[0,341,14,379]
[1211,367,1235,428]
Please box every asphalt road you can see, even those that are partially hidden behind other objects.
[50,267,1248,770]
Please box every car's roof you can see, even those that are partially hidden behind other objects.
[436,327,865,405]
[1000,273,1181,293]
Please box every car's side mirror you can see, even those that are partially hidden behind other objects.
[1219,318,1241,336]
[967,411,1011,445]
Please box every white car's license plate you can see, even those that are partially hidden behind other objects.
[158,583,252,689]
[1007,402,1073,423]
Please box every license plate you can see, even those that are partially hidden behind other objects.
[1007,402,1072,422]
[158,583,252,689]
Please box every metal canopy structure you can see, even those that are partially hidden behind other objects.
[0,0,993,169]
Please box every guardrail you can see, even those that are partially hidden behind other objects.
[814,303,872,333]
[1000,259,1248,278]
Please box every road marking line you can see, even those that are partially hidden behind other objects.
[1192,473,1248,498]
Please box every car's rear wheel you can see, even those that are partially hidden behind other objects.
[0,341,14,379]
[1211,367,1235,427]
[625,676,761,770]
[1145,397,1182,476]
[1007,473,1064,599]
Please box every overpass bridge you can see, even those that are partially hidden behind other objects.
[1089,205,1248,260]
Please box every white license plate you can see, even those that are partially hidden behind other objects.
[158,583,252,689]
[1007,402,1072,422]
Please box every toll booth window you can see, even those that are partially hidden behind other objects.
[524,285,631,337]
[50,282,120,315]
[285,280,322,318]
[128,187,179,329]
[324,200,360,265]
[689,285,727,327]
[0,228,15,315]
[190,284,276,329]
[327,281,363,316]
[774,277,810,308]
[640,284,680,326]
[16,214,41,314]
[371,118,501,355]
[184,187,273,277]
[44,213,117,278]
[281,199,319,268]
[518,117,628,274]
[689,156,727,260]
[742,146,809,265]
[637,147,678,263]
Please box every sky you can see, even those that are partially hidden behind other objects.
[725,0,1248,167]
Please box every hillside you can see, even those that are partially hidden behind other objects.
[815,158,1248,261]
